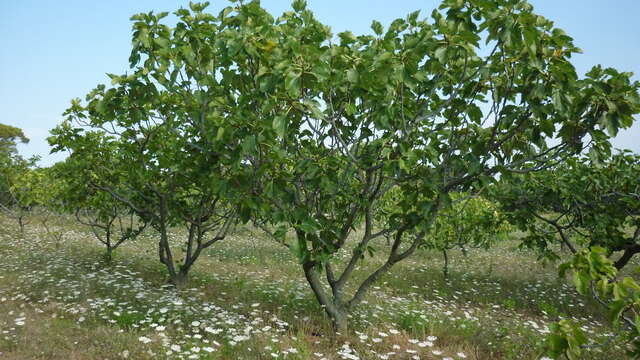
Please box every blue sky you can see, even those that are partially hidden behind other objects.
[1,0,638,165]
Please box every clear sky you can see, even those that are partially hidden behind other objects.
[1,0,638,165]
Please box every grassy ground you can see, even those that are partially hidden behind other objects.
[0,214,631,359]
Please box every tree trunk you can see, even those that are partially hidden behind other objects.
[170,270,189,290]
[330,308,349,333]
[104,247,114,263]
[156,209,180,287]
[303,261,349,333]
[442,249,449,280]
[18,216,24,234]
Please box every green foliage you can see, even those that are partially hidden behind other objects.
[48,1,273,284]
[503,298,517,310]
[559,247,617,296]
[0,147,44,231]
[0,123,29,159]
[424,195,512,252]
[494,152,640,268]
[547,319,588,360]
[51,155,146,259]
[397,311,430,334]
[537,301,560,318]
[47,0,640,329]
[9,167,43,207]
[0,123,28,142]
[241,0,638,330]
[0,124,31,208]
[549,247,640,358]
[494,151,640,355]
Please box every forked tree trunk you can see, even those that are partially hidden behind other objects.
[161,247,194,290]
[161,230,198,290]
[158,229,180,286]
[331,309,349,333]
[303,261,349,332]
[170,270,189,290]
[293,197,441,334]
[299,225,432,333]
[158,219,226,290]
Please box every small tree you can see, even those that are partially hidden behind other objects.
[33,166,69,248]
[51,124,240,287]
[0,123,29,163]
[52,156,147,261]
[493,153,640,357]
[424,195,512,279]
[0,124,38,233]
[548,247,640,359]
[73,198,147,262]
[240,0,639,331]
[49,4,260,288]
[0,159,42,234]
[494,152,640,269]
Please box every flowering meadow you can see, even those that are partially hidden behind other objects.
[0,214,629,359]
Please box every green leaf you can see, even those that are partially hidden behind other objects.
[609,300,627,324]
[540,119,555,136]
[371,20,383,35]
[220,6,233,18]
[435,46,447,63]
[377,52,392,63]
[468,105,482,123]
[522,28,537,55]
[604,113,620,137]
[273,115,287,138]
[241,135,257,154]
[337,31,357,44]
[274,226,288,241]
[346,69,358,83]
[299,218,319,233]
[406,10,420,26]
[292,0,307,12]
[413,71,427,82]
[153,36,170,50]
[552,89,564,111]
[285,71,301,97]
[215,127,225,141]
[290,236,310,264]
[572,271,588,295]
[345,103,357,116]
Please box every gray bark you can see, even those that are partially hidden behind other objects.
[303,261,349,332]
[442,249,449,280]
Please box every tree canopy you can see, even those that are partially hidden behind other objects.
[48,0,640,337]
[0,123,29,154]
[494,152,640,268]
